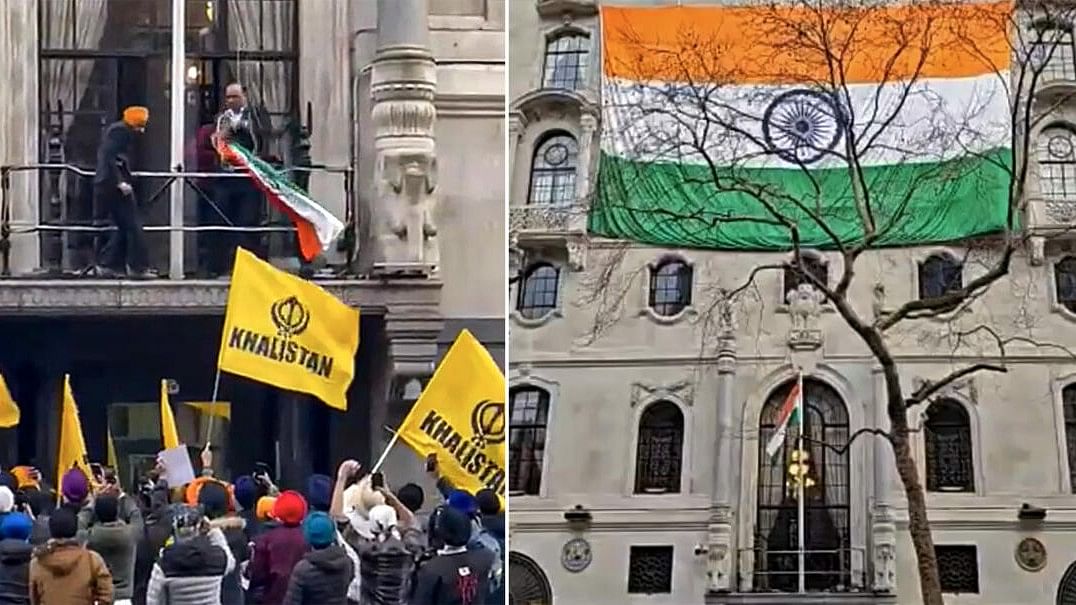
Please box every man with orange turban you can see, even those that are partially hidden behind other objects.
[94,105,154,279]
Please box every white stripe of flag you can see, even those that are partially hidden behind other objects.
[765,379,802,459]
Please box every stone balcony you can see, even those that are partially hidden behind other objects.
[509,202,588,271]
[535,0,598,18]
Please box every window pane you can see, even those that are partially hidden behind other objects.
[509,388,549,496]
[543,34,589,90]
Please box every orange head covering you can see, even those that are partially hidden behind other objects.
[256,496,277,521]
[10,466,37,490]
[184,476,235,512]
[122,106,149,129]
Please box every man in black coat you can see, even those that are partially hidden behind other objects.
[282,512,353,605]
[412,507,495,605]
[95,105,153,279]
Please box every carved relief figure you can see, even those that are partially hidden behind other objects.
[786,283,824,331]
[378,151,439,271]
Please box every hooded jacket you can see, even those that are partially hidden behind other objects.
[208,517,249,605]
[246,525,307,605]
[145,527,236,605]
[94,120,135,188]
[355,535,421,605]
[87,520,138,599]
[0,539,32,605]
[29,539,113,605]
[280,545,353,605]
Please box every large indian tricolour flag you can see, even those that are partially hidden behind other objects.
[593,2,1014,250]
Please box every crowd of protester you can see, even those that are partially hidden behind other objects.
[0,452,503,605]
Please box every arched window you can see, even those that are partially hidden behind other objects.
[918,254,963,300]
[1057,257,1076,314]
[509,553,554,605]
[783,253,828,301]
[634,401,684,493]
[649,260,693,317]
[1032,22,1076,81]
[756,379,850,592]
[1040,126,1076,201]
[1058,560,1076,604]
[543,32,590,90]
[925,399,974,492]
[528,133,578,206]
[516,263,559,320]
[509,387,550,496]
[1063,385,1076,492]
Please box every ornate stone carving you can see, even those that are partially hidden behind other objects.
[1029,236,1045,267]
[1045,200,1076,224]
[561,538,592,573]
[630,379,694,408]
[535,0,598,18]
[565,239,587,271]
[707,512,734,592]
[872,505,896,593]
[1015,537,1047,572]
[376,151,439,274]
[786,283,824,350]
[871,283,887,320]
[509,205,577,232]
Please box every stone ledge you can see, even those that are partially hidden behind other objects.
[706,592,896,605]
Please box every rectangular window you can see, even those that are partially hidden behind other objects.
[628,546,673,594]
[936,545,979,594]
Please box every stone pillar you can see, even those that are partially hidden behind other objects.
[507,115,525,193]
[0,1,40,275]
[708,332,737,592]
[576,113,598,203]
[871,364,896,593]
[370,0,440,276]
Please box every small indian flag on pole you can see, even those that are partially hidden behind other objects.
[765,374,803,459]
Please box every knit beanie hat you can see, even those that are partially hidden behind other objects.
[233,475,258,510]
[60,469,89,505]
[437,506,472,548]
[273,491,307,526]
[447,490,478,516]
[122,106,149,128]
[475,489,501,516]
[0,487,15,514]
[302,511,336,549]
[255,496,276,521]
[306,474,333,512]
[397,483,424,513]
[198,481,230,520]
[0,512,31,542]
[0,472,17,493]
[94,494,119,523]
[48,507,78,540]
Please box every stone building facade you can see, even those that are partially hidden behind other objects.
[0,0,503,490]
[508,1,1076,604]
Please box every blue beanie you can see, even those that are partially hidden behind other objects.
[1,512,32,542]
[233,476,258,510]
[447,490,477,516]
[302,511,336,549]
[306,474,333,512]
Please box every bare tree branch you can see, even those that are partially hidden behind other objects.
[905,363,1008,407]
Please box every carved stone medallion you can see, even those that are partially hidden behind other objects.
[1015,537,1047,572]
[561,538,592,573]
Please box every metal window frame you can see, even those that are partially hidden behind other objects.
[508,386,550,496]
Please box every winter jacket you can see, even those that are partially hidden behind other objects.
[87,520,138,599]
[134,481,173,605]
[27,517,48,547]
[412,547,495,605]
[246,525,307,605]
[94,120,134,188]
[79,494,144,534]
[0,539,32,605]
[280,545,353,605]
[477,516,505,605]
[145,527,236,605]
[355,535,421,605]
[28,539,113,605]
[208,517,250,605]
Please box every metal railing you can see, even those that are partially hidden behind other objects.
[740,545,868,593]
[0,161,355,279]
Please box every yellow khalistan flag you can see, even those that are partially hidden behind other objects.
[0,373,20,427]
[57,375,90,486]
[160,379,181,450]
[184,401,231,420]
[217,248,360,411]
[398,330,506,495]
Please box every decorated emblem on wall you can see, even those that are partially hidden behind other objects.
[561,538,592,573]
[762,89,847,165]
[1015,537,1047,572]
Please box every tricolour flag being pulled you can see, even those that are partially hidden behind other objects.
[765,375,803,459]
[216,141,344,262]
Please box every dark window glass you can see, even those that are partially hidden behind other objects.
[516,263,559,320]
[918,255,963,300]
[528,133,578,206]
[542,34,589,90]
[634,401,684,494]
[783,254,828,300]
[1063,385,1076,493]
[628,546,673,594]
[509,387,549,496]
[1057,257,1076,313]
[925,399,974,492]
[649,261,692,317]
[936,545,979,593]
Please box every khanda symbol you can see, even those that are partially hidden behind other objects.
[270,296,310,339]
[470,400,505,448]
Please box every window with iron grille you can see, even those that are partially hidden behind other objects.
[782,253,828,300]
[1040,126,1076,201]
[528,133,578,206]
[918,254,963,300]
[516,263,560,320]
[634,401,684,494]
[628,546,674,594]
[543,33,589,90]
[648,260,692,317]
[925,399,974,492]
[1032,24,1076,81]
[1057,257,1076,314]
[935,545,979,593]
[1063,385,1076,492]
[1059,561,1076,604]
[509,387,550,496]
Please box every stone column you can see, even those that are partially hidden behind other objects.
[871,364,896,592]
[370,0,440,276]
[576,112,598,203]
[708,332,737,592]
[0,1,40,275]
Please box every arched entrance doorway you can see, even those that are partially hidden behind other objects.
[509,552,553,605]
[1058,560,1076,604]
[755,378,851,591]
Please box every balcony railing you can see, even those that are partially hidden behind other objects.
[741,545,867,593]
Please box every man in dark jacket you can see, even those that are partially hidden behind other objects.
[281,512,352,605]
[199,481,249,605]
[95,105,153,279]
[0,512,33,604]
[412,507,495,605]
[232,475,261,542]
[86,494,137,604]
[145,504,235,605]
[132,478,172,605]
[247,491,308,605]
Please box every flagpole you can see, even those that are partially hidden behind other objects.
[796,370,806,594]
[371,426,401,474]
[204,367,223,446]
